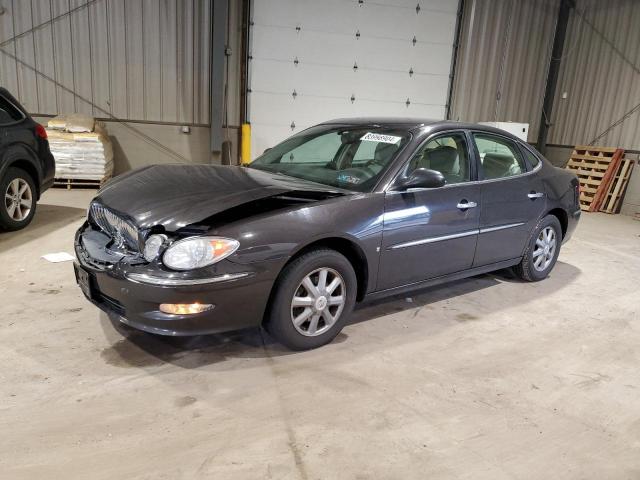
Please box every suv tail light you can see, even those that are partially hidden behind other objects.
[35,124,48,139]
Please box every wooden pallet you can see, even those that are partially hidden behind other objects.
[53,177,110,190]
[599,158,635,214]
[565,145,624,212]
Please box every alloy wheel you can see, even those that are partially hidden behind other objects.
[290,267,346,336]
[533,226,556,272]
[4,178,32,222]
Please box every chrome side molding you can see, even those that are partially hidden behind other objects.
[389,222,525,250]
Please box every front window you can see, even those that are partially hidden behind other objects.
[248,125,411,191]
[405,132,471,185]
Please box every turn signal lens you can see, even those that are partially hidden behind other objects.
[159,303,214,315]
[162,236,240,270]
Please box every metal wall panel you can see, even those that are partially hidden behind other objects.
[449,0,559,141]
[548,0,640,150]
[0,0,212,125]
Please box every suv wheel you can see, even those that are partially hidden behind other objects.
[0,167,37,231]
[265,249,357,350]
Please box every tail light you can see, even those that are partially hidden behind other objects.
[35,124,48,139]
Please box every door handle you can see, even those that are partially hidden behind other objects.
[457,200,477,210]
[527,192,545,199]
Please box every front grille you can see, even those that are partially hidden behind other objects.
[89,202,140,252]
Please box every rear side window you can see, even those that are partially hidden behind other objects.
[473,133,526,180]
[0,95,25,124]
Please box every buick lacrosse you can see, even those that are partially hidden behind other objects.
[74,118,580,350]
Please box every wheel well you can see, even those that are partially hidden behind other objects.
[547,208,568,239]
[7,160,40,198]
[287,237,369,302]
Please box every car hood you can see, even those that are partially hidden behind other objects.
[95,164,346,231]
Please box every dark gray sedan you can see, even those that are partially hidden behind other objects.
[74,118,580,350]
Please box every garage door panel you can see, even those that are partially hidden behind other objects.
[418,0,459,14]
[252,0,301,27]
[355,36,416,72]
[297,32,359,67]
[357,6,420,40]
[251,25,299,61]
[409,44,453,74]
[294,1,358,33]
[251,59,298,95]
[291,65,356,98]
[414,11,458,41]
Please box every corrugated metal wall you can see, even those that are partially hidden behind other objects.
[548,0,640,150]
[449,0,559,142]
[0,0,211,125]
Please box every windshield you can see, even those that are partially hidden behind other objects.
[248,125,411,192]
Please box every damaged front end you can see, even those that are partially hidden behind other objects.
[76,202,148,270]
[72,194,318,336]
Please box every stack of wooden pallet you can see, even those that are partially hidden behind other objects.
[565,145,634,213]
[599,155,635,214]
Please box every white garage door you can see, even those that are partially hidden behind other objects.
[248,0,460,157]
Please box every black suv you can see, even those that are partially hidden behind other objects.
[0,88,55,231]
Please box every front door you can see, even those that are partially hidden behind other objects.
[378,131,480,291]
[470,132,547,266]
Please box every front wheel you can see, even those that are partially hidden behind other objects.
[514,215,562,282]
[265,249,357,350]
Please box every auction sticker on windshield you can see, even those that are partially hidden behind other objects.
[360,132,402,144]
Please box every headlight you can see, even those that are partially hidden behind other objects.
[143,234,167,262]
[162,236,239,270]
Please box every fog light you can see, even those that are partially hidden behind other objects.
[159,303,214,315]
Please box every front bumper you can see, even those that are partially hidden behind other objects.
[74,224,280,336]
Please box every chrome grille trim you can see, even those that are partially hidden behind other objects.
[89,202,140,251]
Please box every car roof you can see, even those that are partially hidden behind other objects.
[320,117,526,142]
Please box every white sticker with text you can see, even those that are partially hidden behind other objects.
[360,132,402,144]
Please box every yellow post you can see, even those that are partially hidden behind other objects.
[241,123,251,165]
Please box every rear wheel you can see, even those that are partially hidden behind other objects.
[0,167,37,231]
[514,215,562,282]
[265,249,357,350]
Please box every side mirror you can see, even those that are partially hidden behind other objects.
[263,147,272,154]
[396,168,445,190]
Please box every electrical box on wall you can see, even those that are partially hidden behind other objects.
[479,122,529,142]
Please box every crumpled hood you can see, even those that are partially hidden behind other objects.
[95,164,342,231]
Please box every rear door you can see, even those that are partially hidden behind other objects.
[471,132,547,267]
[377,131,480,291]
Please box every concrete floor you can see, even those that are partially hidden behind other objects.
[1,189,639,479]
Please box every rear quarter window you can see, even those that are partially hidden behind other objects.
[523,147,541,169]
[0,95,25,124]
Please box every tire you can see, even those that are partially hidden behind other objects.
[265,248,357,350]
[0,167,37,232]
[514,214,562,282]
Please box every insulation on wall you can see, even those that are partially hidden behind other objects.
[0,0,211,125]
[449,0,559,142]
[548,0,640,150]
